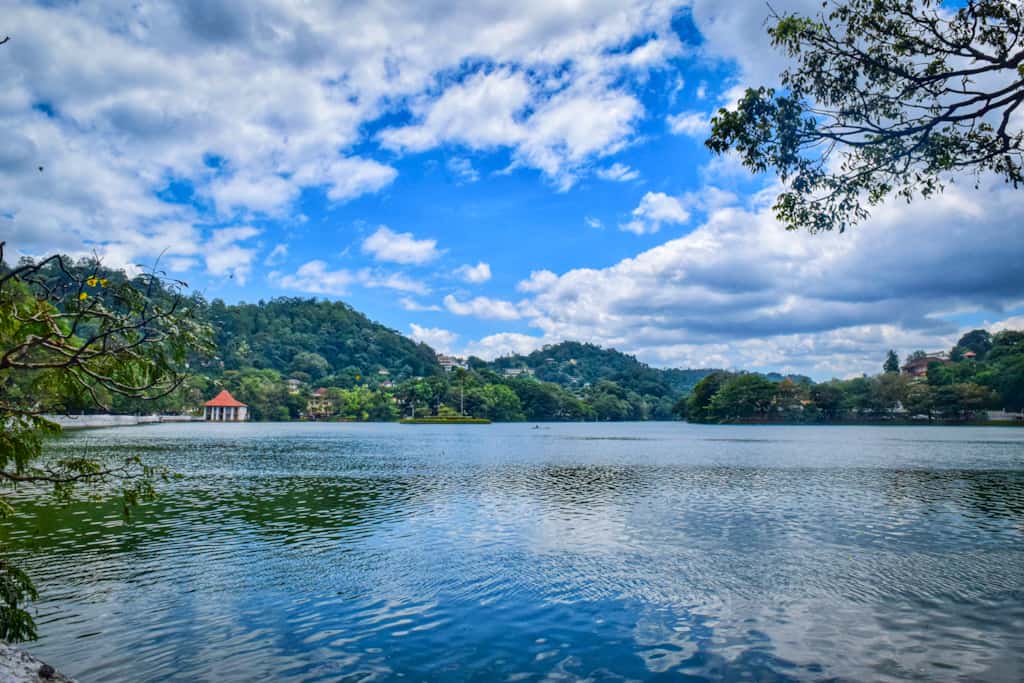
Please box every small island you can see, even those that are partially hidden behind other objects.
[400,416,491,424]
[399,405,491,424]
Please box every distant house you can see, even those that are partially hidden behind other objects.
[437,354,468,372]
[901,352,951,377]
[286,378,303,394]
[307,388,333,419]
[502,367,534,378]
[204,390,248,422]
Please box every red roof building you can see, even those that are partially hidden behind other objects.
[203,390,248,421]
[901,352,951,378]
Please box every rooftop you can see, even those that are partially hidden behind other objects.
[204,390,247,407]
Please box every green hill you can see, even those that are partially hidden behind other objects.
[471,341,717,398]
[204,297,440,382]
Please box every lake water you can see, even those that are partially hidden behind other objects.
[4,422,1024,682]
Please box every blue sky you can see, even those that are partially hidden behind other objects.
[2,0,1022,378]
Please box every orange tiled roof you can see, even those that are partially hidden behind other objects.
[204,390,247,407]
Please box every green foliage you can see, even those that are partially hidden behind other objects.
[956,329,993,360]
[684,324,1024,424]
[206,297,440,382]
[474,341,713,420]
[709,374,778,422]
[705,0,1024,232]
[685,372,731,423]
[884,349,900,374]
[0,246,210,641]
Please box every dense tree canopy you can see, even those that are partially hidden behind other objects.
[706,0,1024,232]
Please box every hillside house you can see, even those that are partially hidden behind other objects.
[901,352,952,378]
[437,354,468,372]
[307,388,334,419]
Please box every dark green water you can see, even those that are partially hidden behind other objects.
[4,422,1024,681]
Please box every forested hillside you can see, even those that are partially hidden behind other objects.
[10,255,1020,424]
[205,297,440,381]
[473,341,716,396]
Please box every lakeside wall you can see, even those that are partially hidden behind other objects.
[42,414,199,430]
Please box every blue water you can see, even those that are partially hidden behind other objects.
[4,422,1024,681]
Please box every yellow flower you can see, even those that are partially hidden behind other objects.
[99,278,109,287]
[86,276,98,287]
[78,292,89,300]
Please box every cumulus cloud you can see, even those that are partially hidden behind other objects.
[463,332,549,359]
[517,270,559,293]
[514,182,1024,377]
[361,226,443,265]
[202,226,261,283]
[443,294,521,320]
[991,315,1024,333]
[379,69,531,152]
[294,157,398,203]
[621,191,690,234]
[273,260,354,295]
[1,0,684,267]
[454,261,492,283]
[382,67,645,188]
[409,324,458,353]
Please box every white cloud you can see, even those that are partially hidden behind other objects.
[443,294,521,320]
[380,70,647,187]
[264,243,288,266]
[989,316,1024,333]
[380,69,531,152]
[409,324,458,353]
[357,269,430,295]
[585,216,604,229]
[621,191,690,234]
[274,260,354,295]
[454,261,492,283]
[667,111,711,138]
[400,297,442,312]
[293,157,397,203]
[517,88,643,188]
[1,0,683,266]
[517,269,558,293]
[596,162,640,182]
[514,182,1024,377]
[446,157,480,184]
[361,226,443,265]
[274,261,428,296]
[203,226,261,283]
[463,332,548,360]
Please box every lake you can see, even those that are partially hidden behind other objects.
[4,422,1024,681]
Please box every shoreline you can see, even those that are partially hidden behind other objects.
[0,642,74,682]
[45,414,1024,430]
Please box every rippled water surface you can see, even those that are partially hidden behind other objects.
[5,422,1024,681]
